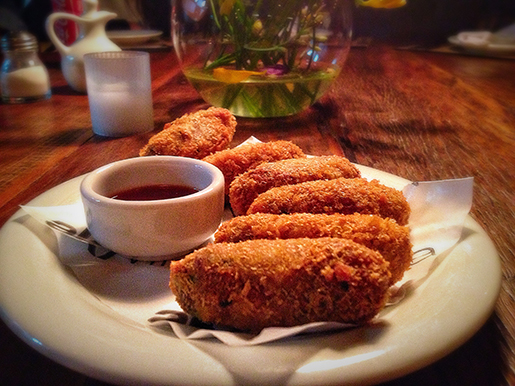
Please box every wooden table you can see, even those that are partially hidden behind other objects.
[0,43,514,386]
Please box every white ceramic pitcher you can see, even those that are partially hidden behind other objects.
[46,0,121,92]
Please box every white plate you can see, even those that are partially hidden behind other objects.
[0,165,501,386]
[448,34,515,55]
[107,30,162,45]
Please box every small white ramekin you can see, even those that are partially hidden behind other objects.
[80,156,225,260]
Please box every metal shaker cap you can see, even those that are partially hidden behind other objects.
[1,31,38,52]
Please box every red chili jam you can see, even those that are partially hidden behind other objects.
[110,184,198,201]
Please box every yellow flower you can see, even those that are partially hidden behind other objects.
[220,0,237,15]
[213,68,265,83]
[252,19,263,35]
[356,0,406,9]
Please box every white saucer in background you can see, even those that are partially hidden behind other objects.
[107,30,162,45]
[448,30,515,55]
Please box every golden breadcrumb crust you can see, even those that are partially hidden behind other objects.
[228,156,361,215]
[139,107,236,158]
[247,177,410,226]
[169,237,391,332]
[202,140,306,195]
[214,213,412,284]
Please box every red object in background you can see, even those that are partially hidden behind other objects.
[50,0,84,45]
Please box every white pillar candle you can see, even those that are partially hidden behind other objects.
[88,83,153,137]
[84,51,154,137]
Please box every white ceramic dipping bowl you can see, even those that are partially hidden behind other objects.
[80,156,225,260]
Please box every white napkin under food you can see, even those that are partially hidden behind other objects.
[21,173,474,345]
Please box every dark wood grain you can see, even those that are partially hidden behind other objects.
[0,44,514,386]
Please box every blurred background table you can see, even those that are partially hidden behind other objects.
[0,43,514,385]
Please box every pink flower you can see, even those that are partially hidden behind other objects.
[265,64,289,76]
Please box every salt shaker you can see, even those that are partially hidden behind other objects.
[1,31,52,103]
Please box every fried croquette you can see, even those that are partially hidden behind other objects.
[139,107,236,158]
[170,238,391,332]
[214,213,412,284]
[247,177,410,226]
[229,156,361,215]
[202,140,306,195]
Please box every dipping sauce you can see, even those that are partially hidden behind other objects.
[110,184,198,201]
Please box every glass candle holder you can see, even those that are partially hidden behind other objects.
[84,51,154,137]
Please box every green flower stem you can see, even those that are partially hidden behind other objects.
[221,83,244,108]
[296,78,321,104]
[206,0,322,73]
[208,0,222,29]
[258,83,275,115]
[240,89,264,117]
[276,83,303,112]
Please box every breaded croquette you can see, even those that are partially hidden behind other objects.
[202,140,306,195]
[229,156,361,215]
[247,177,410,226]
[139,107,236,158]
[214,213,412,284]
[170,238,391,332]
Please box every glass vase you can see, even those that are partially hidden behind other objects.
[172,0,353,118]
